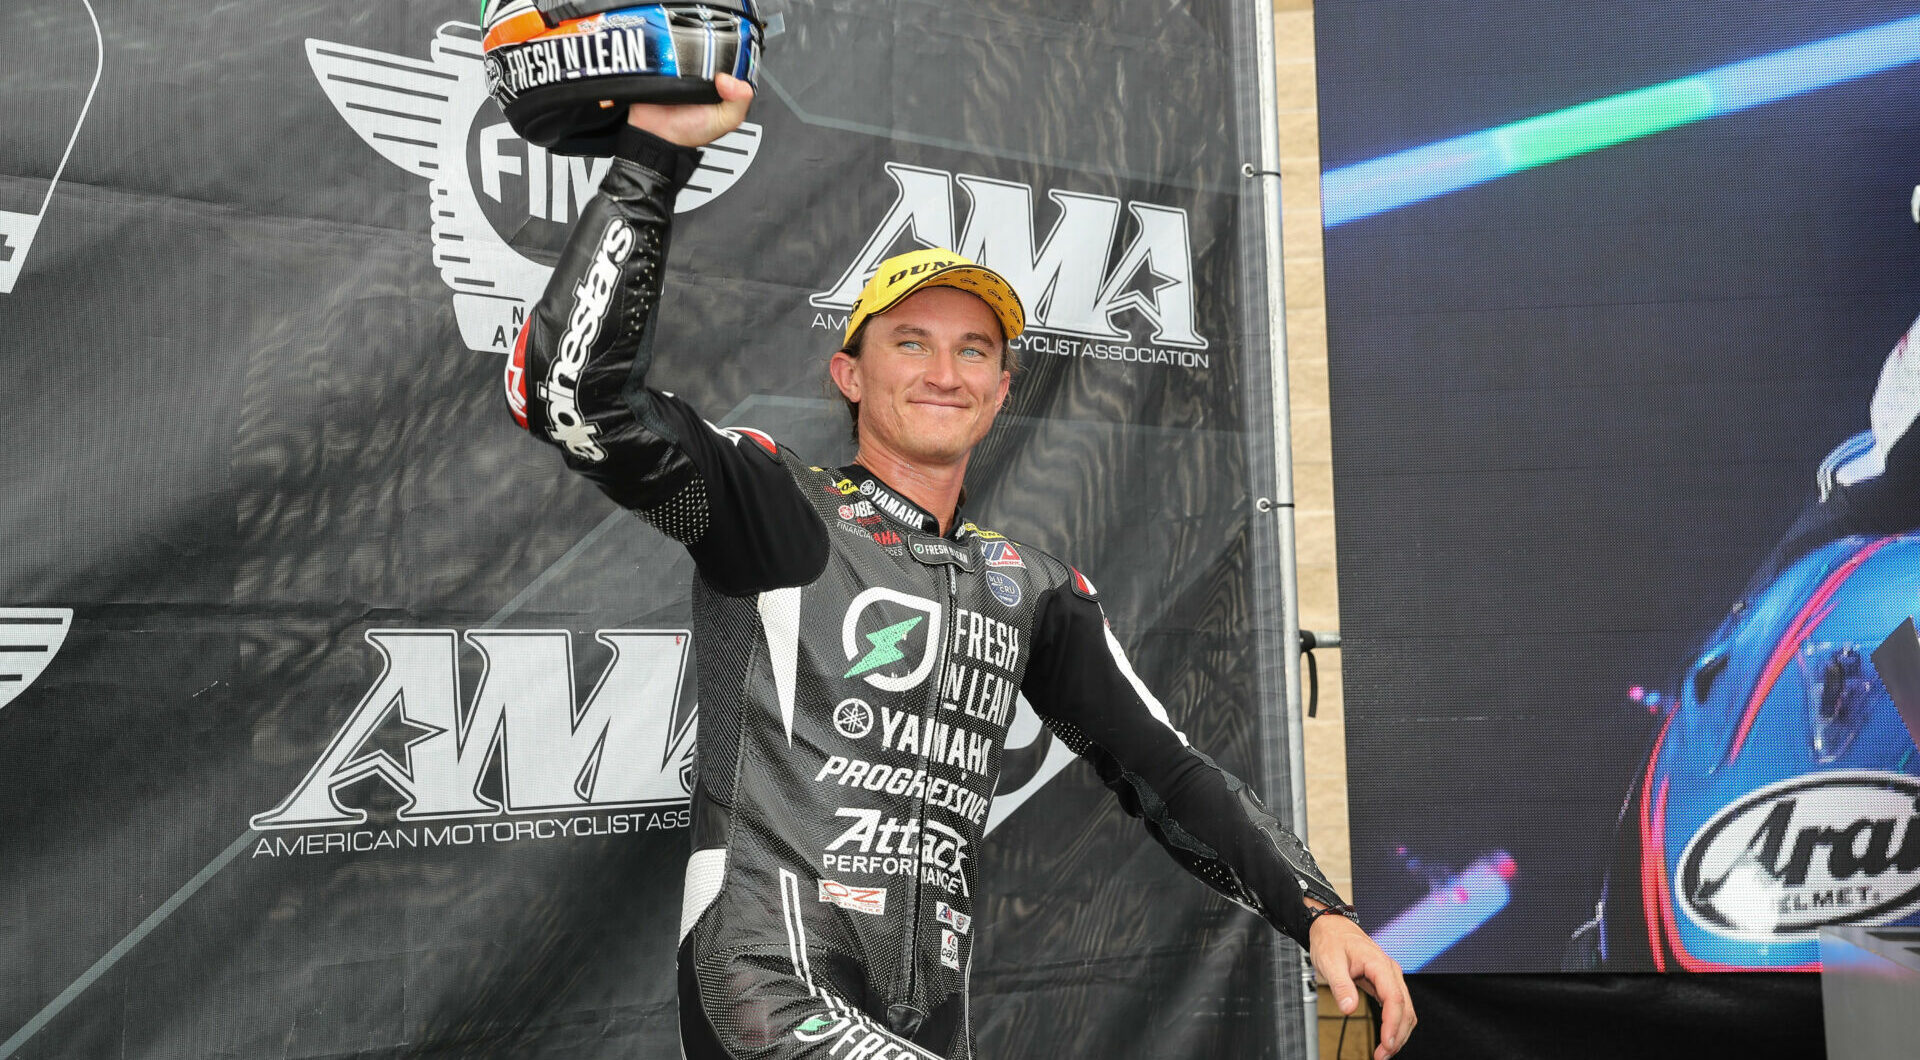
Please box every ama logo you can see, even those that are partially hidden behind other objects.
[252,629,696,830]
[258,624,1072,838]
[306,21,759,354]
[812,163,1209,352]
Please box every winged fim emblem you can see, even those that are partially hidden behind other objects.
[0,609,74,713]
[306,22,761,354]
[0,0,102,295]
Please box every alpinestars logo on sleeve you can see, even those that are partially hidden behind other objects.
[305,21,760,354]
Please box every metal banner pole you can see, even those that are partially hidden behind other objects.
[1247,1,1318,1057]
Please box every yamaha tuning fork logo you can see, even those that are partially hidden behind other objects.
[305,21,759,354]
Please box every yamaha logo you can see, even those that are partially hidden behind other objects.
[1677,770,1920,939]
[306,22,759,354]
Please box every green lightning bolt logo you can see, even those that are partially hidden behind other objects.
[844,616,924,679]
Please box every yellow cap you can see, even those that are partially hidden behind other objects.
[842,248,1027,347]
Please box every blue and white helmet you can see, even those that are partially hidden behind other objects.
[481,1,764,156]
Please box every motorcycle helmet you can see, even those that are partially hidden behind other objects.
[1576,531,1920,971]
[481,1,763,156]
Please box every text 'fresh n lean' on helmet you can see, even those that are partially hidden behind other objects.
[481,1,763,157]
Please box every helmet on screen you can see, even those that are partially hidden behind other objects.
[481,1,763,157]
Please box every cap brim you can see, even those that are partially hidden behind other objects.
[848,263,1027,347]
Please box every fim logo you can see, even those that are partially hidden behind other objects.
[252,629,695,830]
[306,21,760,354]
[0,0,102,294]
[0,608,75,712]
[813,162,1209,351]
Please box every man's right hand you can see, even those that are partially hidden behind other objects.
[626,72,754,148]
[1310,913,1415,1059]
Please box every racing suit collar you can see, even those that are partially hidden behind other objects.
[838,463,959,538]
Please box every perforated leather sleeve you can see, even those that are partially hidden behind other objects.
[1019,566,1347,948]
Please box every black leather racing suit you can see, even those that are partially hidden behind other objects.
[505,127,1350,1060]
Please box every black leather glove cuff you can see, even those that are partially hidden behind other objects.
[612,125,703,191]
[1305,902,1362,933]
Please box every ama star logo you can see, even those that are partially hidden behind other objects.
[306,21,760,354]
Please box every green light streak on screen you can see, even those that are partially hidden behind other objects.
[1493,79,1716,171]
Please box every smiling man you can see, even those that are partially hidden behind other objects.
[504,75,1412,1060]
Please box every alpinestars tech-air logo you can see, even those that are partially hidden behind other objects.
[306,21,760,354]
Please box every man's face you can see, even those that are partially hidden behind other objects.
[830,286,1013,467]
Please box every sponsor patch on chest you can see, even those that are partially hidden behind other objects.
[936,900,972,936]
[909,533,977,571]
[981,541,1024,568]
[819,879,888,916]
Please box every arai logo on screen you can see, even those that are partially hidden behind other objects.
[1677,770,1920,940]
[304,22,758,355]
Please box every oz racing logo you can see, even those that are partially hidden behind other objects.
[841,588,943,692]
[306,22,760,354]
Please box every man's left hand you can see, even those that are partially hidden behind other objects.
[1309,913,1415,1060]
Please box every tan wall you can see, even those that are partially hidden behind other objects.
[1272,0,1346,910]
[1271,3,1375,1055]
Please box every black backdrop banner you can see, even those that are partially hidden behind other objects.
[1318,0,1920,974]
[0,2,1308,1057]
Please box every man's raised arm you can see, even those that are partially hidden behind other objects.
[505,77,827,595]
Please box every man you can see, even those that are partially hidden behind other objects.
[504,75,1413,1060]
